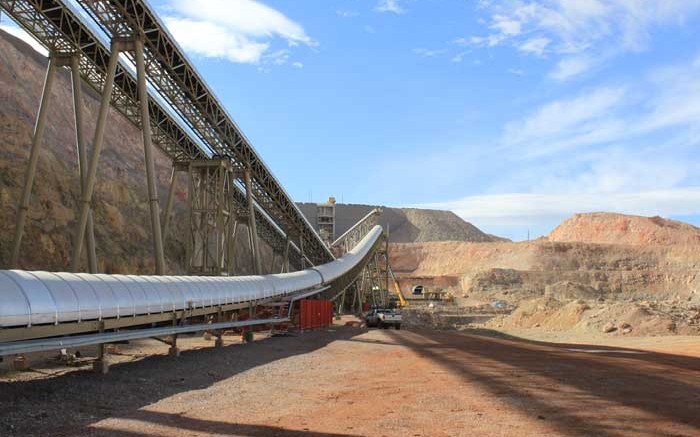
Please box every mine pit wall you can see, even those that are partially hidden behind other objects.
[390,240,700,302]
[0,29,280,275]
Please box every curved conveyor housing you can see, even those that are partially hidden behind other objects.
[0,226,383,329]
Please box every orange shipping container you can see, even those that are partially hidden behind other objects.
[300,299,333,330]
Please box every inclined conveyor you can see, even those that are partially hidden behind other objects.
[0,226,383,356]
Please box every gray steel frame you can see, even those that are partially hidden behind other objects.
[331,208,382,255]
[71,0,333,267]
[0,0,306,271]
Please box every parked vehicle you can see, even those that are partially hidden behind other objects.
[366,308,402,329]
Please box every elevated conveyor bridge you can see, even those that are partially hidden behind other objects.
[0,0,395,370]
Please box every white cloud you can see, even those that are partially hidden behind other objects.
[408,54,700,239]
[490,14,522,36]
[451,51,470,63]
[420,188,700,231]
[375,0,406,15]
[504,54,700,157]
[164,17,269,63]
[413,48,447,58]
[504,86,626,154]
[336,10,358,18]
[292,61,304,69]
[508,68,524,76]
[549,56,595,81]
[465,0,700,80]
[518,37,550,56]
[163,0,315,65]
[0,21,48,56]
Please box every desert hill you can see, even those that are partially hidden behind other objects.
[548,212,700,246]
[296,202,506,243]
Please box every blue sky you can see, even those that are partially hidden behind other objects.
[3,0,700,240]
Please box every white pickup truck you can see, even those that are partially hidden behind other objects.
[366,308,402,330]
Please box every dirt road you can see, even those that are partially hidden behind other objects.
[1,323,699,437]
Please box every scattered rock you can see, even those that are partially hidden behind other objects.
[603,323,617,333]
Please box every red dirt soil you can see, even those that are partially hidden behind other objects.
[1,321,699,437]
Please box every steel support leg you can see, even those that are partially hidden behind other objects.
[339,287,347,315]
[134,39,165,275]
[228,219,238,275]
[244,169,262,275]
[71,45,120,272]
[214,311,224,348]
[69,55,98,273]
[10,56,57,268]
[269,251,276,274]
[280,238,290,273]
[93,323,109,374]
[161,166,177,242]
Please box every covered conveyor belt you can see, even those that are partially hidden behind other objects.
[0,226,383,356]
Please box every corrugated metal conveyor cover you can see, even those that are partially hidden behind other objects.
[267,270,323,295]
[1,270,58,325]
[0,226,381,328]
[0,271,32,327]
[29,272,81,323]
[93,274,137,318]
[312,225,383,284]
[112,275,150,315]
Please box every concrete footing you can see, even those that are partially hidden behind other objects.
[92,359,109,374]
[12,355,30,371]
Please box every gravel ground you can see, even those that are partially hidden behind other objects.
[1,318,699,437]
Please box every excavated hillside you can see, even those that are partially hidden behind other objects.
[390,214,700,336]
[549,212,700,245]
[296,202,506,243]
[0,29,271,273]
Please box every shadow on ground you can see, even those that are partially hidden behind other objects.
[0,327,366,437]
[375,328,700,437]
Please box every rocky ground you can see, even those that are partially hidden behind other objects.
[390,213,700,338]
[1,319,699,437]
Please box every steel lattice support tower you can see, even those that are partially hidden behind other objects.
[187,159,236,275]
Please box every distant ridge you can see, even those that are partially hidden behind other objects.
[296,202,508,243]
[548,212,700,245]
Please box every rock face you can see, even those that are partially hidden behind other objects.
[548,212,700,246]
[0,29,268,274]
[297,202,506,243]
[389,216,700,336]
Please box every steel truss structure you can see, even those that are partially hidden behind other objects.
[0,0,394,332]
[330,209,387,311]
[0,1,402,373]
[71,0,333,266]
[331,209,382,256]
[0,0,316,272]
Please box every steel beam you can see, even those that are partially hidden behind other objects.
[10,55,57,268]
[161,166,177,241]
[134,37,165,275]
[187,160,233,275]
[72,0,334,266]
[68,54,98,273]
[245,169,262,275]
[281,238,290,273]
[70,42,120,272]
